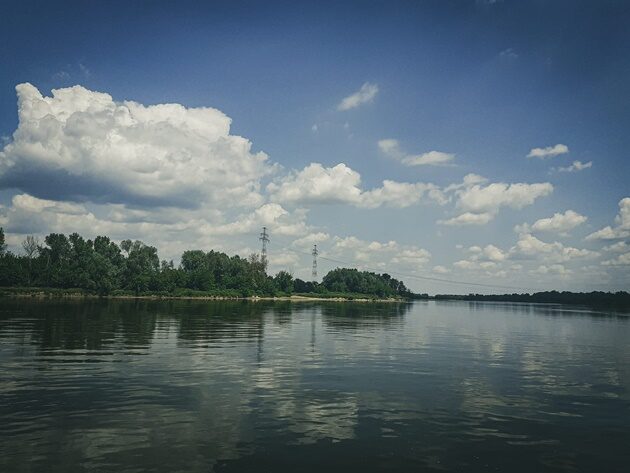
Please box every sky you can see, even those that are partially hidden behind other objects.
[0,0,629,293]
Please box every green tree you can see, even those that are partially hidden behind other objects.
[121,240,160,295]
[0,227,6,255]
[274,270,294,294]
[181,250,214,290]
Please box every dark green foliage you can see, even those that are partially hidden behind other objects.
[0,228,6,255]
[273,271,294,294]
[294,278,321,293]
[321,268,410,297]
[0,227,414,298]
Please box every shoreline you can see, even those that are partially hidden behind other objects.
[0,290,406,303]
[2,289,627,311]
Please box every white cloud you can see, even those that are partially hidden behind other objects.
[453,259,478,270]
[0,83,274,209]
[531,264,572,276]
[360,180,447,208]
[377,139,400,157]
[457,182,553,214]
[601,252,630,266]
[325,235,430,271]
[432,265,450,274]
[291,232,330,250]
[0,191,313,264]
[585,197,630,241]
[441,181,553,225]
[378,138,455,166]
[510,233,598,262]
[448,233,601,283]
[557,160,592,173]
[527,144,569,159]
[515,210,587,236]
[456,244,506,264]
[603,241,629,253]
[267,163,361,205]
[402,151,455,166]
[449,244,509,274]
[483,244,507,262]
[443,173,488,192]
[585,226,628,241]
[337,82,379,111]
[439,212,494,226]
[499,48,518,60]
[199,204,309,237]
[391,248,431,266]
[267,162,446,208]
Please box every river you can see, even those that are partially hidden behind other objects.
[0,299,628,472]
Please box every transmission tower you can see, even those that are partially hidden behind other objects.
[311,244,318,281]
[259,226,270,265]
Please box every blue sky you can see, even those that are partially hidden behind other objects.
[0,0,629,293]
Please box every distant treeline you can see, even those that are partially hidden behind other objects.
[0,228,411,298]
[434,291,630,310]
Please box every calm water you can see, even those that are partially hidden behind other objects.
[1,299,629,472]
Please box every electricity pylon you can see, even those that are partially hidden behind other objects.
[259,226,270,266]
[312,244,318,281]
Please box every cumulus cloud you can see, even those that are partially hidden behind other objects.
[514,210,587,236]
[510,233,598,262]
[531,264,572,276]
[483,244,507,262]
[0,83,275,209]
[198,204,309,237]
[291,232,330,250]
[439,212,494,226]
[337,82,379,111]
[585,197,630,241]
[266,162,446,208]
[443,173,488,193]
[458,244,506,263]
[449,244,510,274]
[602,241,629,253]
[457,182,553,214]
[360,180,447,208]
[557,160,592,173]
[527,144,569,159]
[403,151,454,166]
[0,191,313,264]
[441,180,553,225]
[378,138,455,166]
[268,163,362,205]
[0,193,97,236]
[450,233,599,282]
[327,235,431,270]
[601,252,630,266]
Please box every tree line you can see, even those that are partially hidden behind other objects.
[434,291,630,310]
[0,228,412,298]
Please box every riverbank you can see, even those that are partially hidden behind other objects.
[0,287,406,303]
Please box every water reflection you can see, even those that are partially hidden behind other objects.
[0,299,629,473]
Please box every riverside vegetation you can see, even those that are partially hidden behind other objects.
[1,228,627,309]
[0,228,413,299]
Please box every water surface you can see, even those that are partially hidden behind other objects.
[1,299,629,472]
